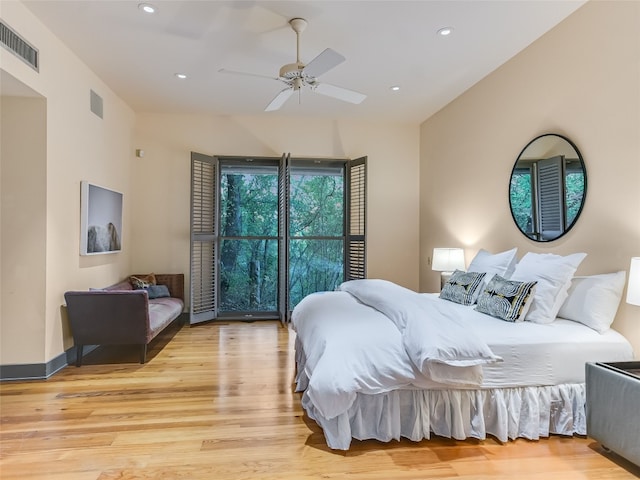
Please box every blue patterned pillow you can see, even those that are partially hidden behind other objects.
[146,284,170,299]
[439,270,486,306]
[475,274,537,322]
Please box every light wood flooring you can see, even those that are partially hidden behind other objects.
[1,320,638,480]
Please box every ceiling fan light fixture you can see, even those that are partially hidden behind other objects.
[437,27,453,36]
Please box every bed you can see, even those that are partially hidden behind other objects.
[291,250,635,450]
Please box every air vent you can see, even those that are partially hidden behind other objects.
[90,90,103,119]
[0,20,39,72]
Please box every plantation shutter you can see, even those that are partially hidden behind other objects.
[278,153,291,324]
[346,156,367,280]
[190,152,218,324]
[537,155,565,241]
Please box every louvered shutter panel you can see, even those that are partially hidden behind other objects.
[537,156,565,241]
[346,157,366,280]
[278,153,291,323]
[190,152,218,324]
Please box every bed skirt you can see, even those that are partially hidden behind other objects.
[295,340,586,450]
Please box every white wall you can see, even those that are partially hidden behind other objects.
[132,114,421,300]
[419,1,640,355]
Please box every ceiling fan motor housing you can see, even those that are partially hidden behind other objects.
[279,62,306,80]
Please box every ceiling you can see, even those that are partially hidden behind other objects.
[19,0,586,123]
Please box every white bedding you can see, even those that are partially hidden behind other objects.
[292,291,417,420]
[340,280,502,372]
[415,293,634,388]
[292,280,634,450]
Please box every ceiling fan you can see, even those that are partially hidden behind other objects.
[219,18,366,112]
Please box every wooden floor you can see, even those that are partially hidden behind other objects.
[1,320,638,480]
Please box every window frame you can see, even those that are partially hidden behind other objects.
[189,152,366,324]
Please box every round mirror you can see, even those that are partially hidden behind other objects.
[509,133,586,242]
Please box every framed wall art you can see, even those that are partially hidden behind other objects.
[80,181,123,255]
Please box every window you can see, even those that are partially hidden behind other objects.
[219,162,279,314]
[289,161,345,308]
[190,153,366,324]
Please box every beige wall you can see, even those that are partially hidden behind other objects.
[420,1,640,355]
[1,2,135,365]
[1,2,420,367]
[3,0,637,368]
[1,96,47,363]
[132,114,421,300]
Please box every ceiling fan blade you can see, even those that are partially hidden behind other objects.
[218,68,280,82]
[302,48,345,78]
[313,83,366,104]
[265,87,294,112]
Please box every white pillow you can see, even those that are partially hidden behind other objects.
[510,252,587,324]
[558,271,626,333]
[467,248,518,295]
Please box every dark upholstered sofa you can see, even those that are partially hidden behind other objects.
[64,273,184,366]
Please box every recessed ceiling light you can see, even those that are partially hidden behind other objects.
[390,86,400,91]
[138,3,156,14]
[437,27,453,36]
[175,73,187,79]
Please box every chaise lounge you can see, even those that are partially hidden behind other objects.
[64,273,185,365]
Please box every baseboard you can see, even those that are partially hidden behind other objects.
[0,345,98,382]
[0,314,188,381]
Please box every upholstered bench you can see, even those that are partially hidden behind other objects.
[64,273,184,365]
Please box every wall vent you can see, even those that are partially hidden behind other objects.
[90,89,103,119]
[0,20,39,72]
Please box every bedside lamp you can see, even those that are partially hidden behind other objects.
[432,247,465,289]
[627,257,640,306]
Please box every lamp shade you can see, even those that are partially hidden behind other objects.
[432,248,465,272]
[627,257,640,306]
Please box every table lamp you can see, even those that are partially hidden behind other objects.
[432,247,465,289]
[627,257,640,306]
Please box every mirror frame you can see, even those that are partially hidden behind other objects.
[509,133,587,242]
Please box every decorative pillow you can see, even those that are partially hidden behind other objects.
[467,247,518,291]
[129,273,156,289]
[558,271,626,333]
[439,270,486,306]
[475,275,537,322]
[146,284,171,299]
[510,252,587,324]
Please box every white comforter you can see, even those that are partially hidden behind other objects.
[291,279,501,420]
